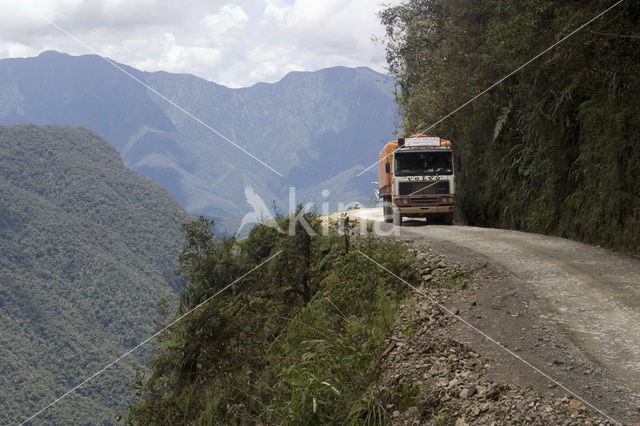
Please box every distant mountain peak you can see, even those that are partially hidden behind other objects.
[37,49,67,57]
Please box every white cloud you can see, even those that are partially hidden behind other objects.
[263,0,288,24]
[0,0,391,87]
[202,4,249,38]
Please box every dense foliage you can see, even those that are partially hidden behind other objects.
[0,125,189,423]
[381,0,639,253]
[126,214,417,424]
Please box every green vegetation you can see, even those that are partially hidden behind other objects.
[126,213,418,424]
[401,298,417,338]
[434,270,469,291]
[0,125,189,424]
[391,379,421,412]
[432,412,448,426]
[380,0,640,254]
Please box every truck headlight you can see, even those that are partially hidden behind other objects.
[442,197,455,205]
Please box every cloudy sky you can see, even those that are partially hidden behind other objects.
[0,0,396,87]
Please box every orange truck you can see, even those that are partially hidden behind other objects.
[378,134,456,225]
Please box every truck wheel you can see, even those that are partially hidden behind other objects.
[393,212,402,226]
[383,203,393,223]
[441,212,454,225]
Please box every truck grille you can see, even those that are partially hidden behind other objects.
[399,181,449,196]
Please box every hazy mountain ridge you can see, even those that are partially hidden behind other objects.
[0,51,396,227]
[0,125,190,423]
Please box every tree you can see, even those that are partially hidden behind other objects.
[177,217,239,311]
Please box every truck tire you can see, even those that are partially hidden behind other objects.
[441,212,454,225]
[393,212,403,226]
[383,198,393,223]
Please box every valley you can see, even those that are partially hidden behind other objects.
[0,52,395,230]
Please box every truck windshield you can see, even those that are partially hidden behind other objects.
[394,151,453,176]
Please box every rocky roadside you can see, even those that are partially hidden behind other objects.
[368,240,637,425]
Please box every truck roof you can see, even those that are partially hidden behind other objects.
[395,147,452,152]
[398,135,451,149]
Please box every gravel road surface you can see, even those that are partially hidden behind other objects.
[351,208,640,423]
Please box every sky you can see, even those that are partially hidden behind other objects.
[0,0,396,88]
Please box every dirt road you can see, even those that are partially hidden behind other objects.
[351,208,640,419]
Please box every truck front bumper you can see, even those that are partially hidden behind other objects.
[397,205,454,215]
[392,196,455,215]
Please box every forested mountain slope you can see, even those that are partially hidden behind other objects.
[381,0,639,254]
[0,125,189,423]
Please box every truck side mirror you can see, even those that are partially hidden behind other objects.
[385,162,390,173]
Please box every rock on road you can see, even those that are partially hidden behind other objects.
[351,207,640,402]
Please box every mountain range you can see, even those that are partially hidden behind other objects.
[0,125,189,423]
[0,51,396,231]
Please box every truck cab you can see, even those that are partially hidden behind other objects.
[378,135,455,226]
